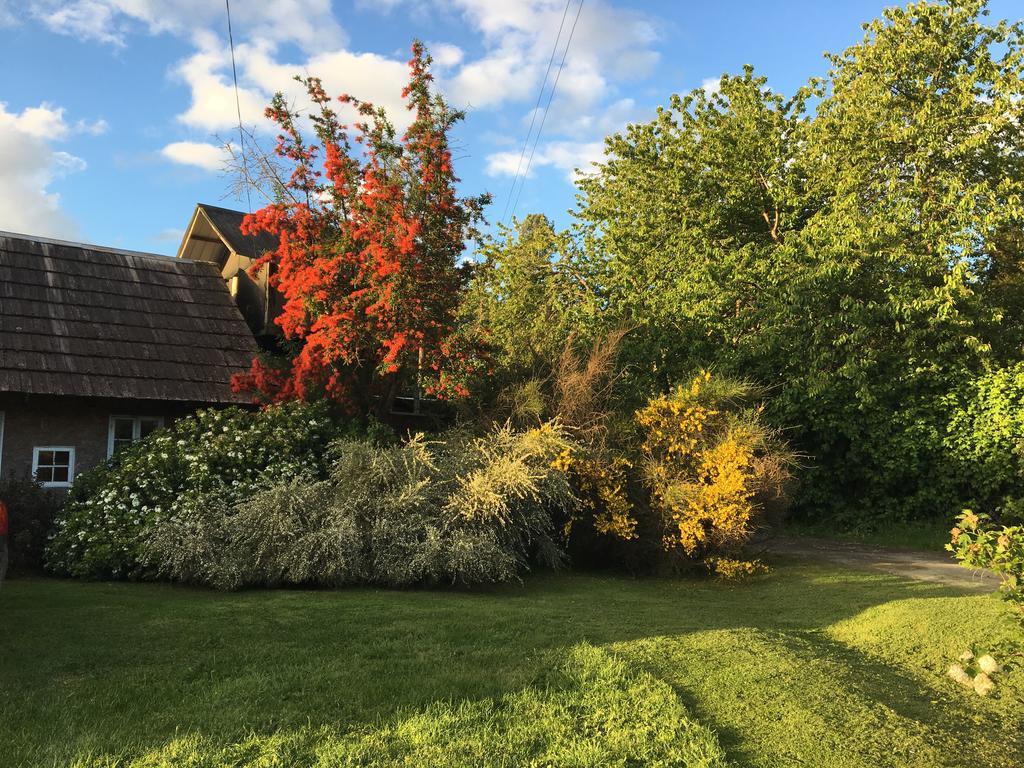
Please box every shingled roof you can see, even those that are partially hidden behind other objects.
[0,231,257,403]
[191,204,278,260]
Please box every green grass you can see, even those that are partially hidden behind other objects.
[784,518,954,551]
[1,565,1022,767]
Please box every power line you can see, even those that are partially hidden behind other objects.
[508,0,585,224]
[498,0,573,226]
[225,0,253,220]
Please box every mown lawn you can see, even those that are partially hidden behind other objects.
[1,564,1021,767]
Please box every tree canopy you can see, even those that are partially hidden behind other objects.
[483,0,1024,523]
[233,42,489,414]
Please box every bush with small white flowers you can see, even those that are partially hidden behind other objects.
[46,402,357,579]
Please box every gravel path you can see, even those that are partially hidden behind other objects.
[760,535,1002,593]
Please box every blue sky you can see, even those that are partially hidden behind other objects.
[0,0,1019,255]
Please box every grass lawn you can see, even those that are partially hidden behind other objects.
[1,564,1022,767]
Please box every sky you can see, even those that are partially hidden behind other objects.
[0,0,1019,256]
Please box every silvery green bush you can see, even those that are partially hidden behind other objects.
[145,422,578,589]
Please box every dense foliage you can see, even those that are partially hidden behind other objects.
[137,422,576,589]
[633,372,792,575]
[945,363,1024,521]
[0,477,61,574]
[46,402,351,579]
[475,0,1024,527]
[233,41,489,413]
[463,215,594,389]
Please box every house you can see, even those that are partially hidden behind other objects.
[0,227,259,488]
[176,203,281,341]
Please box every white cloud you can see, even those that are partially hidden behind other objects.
[0,1,17,26]
[702,77,722,97]
[167,32,416,136]
[160,140,228,171]
[487,139,604,182]
[440,0,659,122]
[430,43,464,69]
[0,102,94,238]
[34,0,124,45]
[5,102,109,142]
[173,37,269,132]
[21,0,663,222]
[486,150,527,179]
[153,227,185,243]
[28,0,345,51]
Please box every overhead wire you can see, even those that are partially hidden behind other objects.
[498,0,574,226]
[225,0,254,222]
[507,0,585,224]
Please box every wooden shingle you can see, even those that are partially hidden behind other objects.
[0,232,258,404]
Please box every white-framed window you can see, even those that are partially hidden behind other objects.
[108,415,164,457]
[33,446,75,488]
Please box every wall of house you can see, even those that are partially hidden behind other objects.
[0,394,187,487]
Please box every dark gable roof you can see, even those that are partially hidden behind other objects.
[197,203,278,260]
[0,232,257,404]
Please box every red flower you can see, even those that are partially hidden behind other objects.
[234,41,491,413]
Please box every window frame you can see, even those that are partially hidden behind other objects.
[0,410,5,476]
[107,415,164,458]
[32,446,75,488]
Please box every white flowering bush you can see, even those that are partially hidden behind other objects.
[46,402,355,579]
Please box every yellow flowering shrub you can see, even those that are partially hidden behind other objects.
[552,449,638,542]
[636,371,792,566]
[707,557,769,580]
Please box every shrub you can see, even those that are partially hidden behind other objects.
[0,477,62,574]
[949,510,1024,613]
[945,363,1024,522]
[144,422,578,589]
[46,401,354,579]
[636,371,793,570]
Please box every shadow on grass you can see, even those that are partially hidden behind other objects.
[0,565,1006,767]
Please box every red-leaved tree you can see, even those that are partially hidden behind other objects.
[232,41,490,414]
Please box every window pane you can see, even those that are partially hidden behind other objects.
[36,466,54,483]
[114,418,134,440]
[113,438,133,453]
[139,418,161,438]
[38,450,53,466]
[51,466,68,483]
[53,450,70,466]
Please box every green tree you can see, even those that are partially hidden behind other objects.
[573,0,1024,525]
[575,67,810,397]
[464,214,594,380]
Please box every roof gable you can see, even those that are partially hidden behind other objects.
[177,204,278,263]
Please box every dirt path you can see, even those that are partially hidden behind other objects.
[760,535,1002,593]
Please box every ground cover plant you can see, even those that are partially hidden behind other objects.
[47,410,579,588]
[2,566,1021,767]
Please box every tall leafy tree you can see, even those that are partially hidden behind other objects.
[575,67,811,396]
[573,0,1024,523]
[465,214,592,377]
[233,42,489,414]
